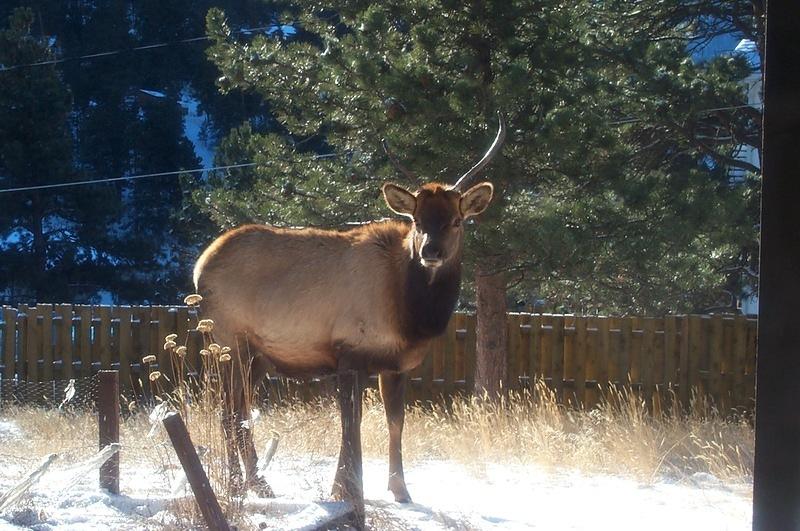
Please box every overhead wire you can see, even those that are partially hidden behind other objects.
[0,154,335,194]
[0,24,277,72]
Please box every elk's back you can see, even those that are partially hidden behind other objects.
[193,224,410,375]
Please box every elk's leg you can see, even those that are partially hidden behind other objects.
[331,366,366,526]
[238,355,275,497]
[379,371,412,503]
[221,404,244,494]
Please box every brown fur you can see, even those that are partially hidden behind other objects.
[193,180,493,508]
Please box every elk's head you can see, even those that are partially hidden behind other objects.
[382,115,505,270]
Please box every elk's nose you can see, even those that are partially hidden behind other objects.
[420,245,443,267]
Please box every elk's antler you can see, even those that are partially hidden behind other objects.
[452,112,506,191]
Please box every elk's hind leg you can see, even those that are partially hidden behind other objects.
[220,338,275,497]
[238,354,274,497]
[379,371,412,503]
[331,365,366,526]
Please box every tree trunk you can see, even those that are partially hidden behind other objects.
[473,267,508,399]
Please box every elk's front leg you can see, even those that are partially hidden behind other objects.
[331,366,365,526]
[379,371,412,503]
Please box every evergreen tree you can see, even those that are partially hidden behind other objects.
[0,1,281,303]
[0,7,118,302]
[199,1,760,393]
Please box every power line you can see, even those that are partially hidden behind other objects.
[0,151,343,194]
[0,25,276,73]
[0,162,255,194]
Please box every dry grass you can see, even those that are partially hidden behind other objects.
[0,382,755,485]
[252,382,754,486]
[0,379,754,527]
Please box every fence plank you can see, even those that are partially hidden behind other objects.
[664,316,678,391]
[57,305,73,380]
[98,306,112,370]
[539,315,553,384]
[721,317,735,412]
[745,319,757,407]
[679,316,690,407]
[641,317,656,409]
[40,305,54,382]
[583,316,602,410]
[528,314,541,383]
[118,307,132,391]
[17,311,28,381]
[78,306,92,377]
[688,315,705,399]
[464,314,476,394]
[453,313,466,385]
[620,317,633,386]
[507,313,523,390]
[708,315,724,408]
[596,316,610,393]
[732,316,748,409]
[551,316,565,400]
[25,306,40,382]
[3,308,16,380]
[573,316,587,407]
[442,317,456,397]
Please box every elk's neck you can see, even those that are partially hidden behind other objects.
[402,255,462,341]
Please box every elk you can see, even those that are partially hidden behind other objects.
[192,116,505,514]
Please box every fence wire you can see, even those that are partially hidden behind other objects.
[0,375,98,410]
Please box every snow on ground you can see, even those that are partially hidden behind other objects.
[0,419,752,530]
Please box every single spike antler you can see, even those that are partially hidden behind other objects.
[382,138,416,181]
[452,112,506,191]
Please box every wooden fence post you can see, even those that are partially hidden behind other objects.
[98,370,120,494]
[163,413,230,531]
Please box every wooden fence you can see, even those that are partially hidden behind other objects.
[0,305,757,411]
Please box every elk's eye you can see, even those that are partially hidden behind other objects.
[452,218,462,228]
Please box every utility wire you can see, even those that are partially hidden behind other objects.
[0,162,256,194]
[0,25,276,72]
[0,151,342,194]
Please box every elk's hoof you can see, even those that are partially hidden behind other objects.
[388,477,412,504]
[248,476,275,498]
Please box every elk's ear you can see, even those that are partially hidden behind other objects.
[383,183,417,217]
[460,182,494,219]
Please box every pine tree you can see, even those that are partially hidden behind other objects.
[0,7,117,302]
[197,1,759,393]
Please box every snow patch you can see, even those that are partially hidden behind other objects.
[179,87,216,170]
[0,421,21,440]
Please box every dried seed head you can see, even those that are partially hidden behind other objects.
[200,349,210,357]
[221,346,232,354]
[149,371,162,382]
[175,345,187,357]
[219,353,232,362]
[165,333,178,342]
[164,340,177,351]
[196,319,215,333]
[208,343,221,355]
[142,355,157,364]
[184,294,203,306]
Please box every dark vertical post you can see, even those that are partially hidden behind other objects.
[98,370,120,494]
[753,1,800,529]
[163,413,230,531]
